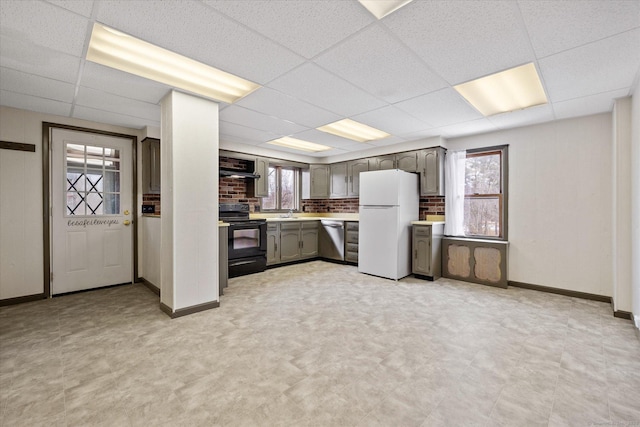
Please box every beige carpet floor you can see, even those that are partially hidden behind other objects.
[1,261,639,426]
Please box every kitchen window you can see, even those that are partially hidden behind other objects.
[464,146,508,239]
[261,166,300,211]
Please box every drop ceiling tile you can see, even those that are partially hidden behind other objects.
[0,90,71,117]
[0,34,81,83]
[45,0,94,17]
[0,67,75,103]
[236,87,341,128]
[220,105,307,136]
[290,129,371,150]
[73,105,159,130]
[268,62,387,117]
[553,88,630,120]
[394,88,483,128]
[383,0,535,84]
[0,0,89,57]
[95,0,304,85]
[539,29,640,103]
[75,87,161,122]
[219,121,280,145]
[434,118,499,139]
[203,0,373,59]
[257,142,348,158]
[488,104,555,130]
[315,24,447,103]
[519,0,640,58]
[352,105,433,136]
[365,135,409,147]
[80,62,170,104]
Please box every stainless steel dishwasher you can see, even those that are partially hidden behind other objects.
[319,220,345,261]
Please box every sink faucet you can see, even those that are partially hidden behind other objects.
[287,209,293,218]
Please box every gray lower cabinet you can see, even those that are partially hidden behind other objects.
[269,221,319,265]
[345,221,359,264]
[266,223,280,265]
[300,222,319,258]
[279,223,301,262]
[219,226,228,295]
[412,223,444,280]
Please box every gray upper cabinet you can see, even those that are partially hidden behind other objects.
[253,157,269,197]
[396,151,419,173]
[309,164,330,199]
[330,162,348,198]
[142,137,161,194]
[347,159,368,197]
[418,147,445,196]
[368,154,396,171]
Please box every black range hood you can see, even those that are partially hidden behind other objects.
[219,168,260,179]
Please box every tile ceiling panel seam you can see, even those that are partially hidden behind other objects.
[533,27,640,61]
[69,0,100,119]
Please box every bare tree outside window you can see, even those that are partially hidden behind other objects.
[261,166,299,211]
[464,151,503,237]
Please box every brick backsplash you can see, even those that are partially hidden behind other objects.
[219,156,261,212]
[302,196,445,219]
[142,194,161,215]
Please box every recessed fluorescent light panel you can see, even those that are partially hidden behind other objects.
[86,23,260,103]
[267,137,331,153]
[358,0,414,19]
[454,63,548,116]
[317,118,390,142]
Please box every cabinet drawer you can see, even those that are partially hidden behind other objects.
[301,221,319,229]
[280,222,300,231]
[267,223,279,231]
[346,232,358,244]
[345,251,358,262]
[414,226,431,237]
[346,222,359,231]
[346,243,359,253]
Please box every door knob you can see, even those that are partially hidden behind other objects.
[123,220,131,226]
[124,210,130,215]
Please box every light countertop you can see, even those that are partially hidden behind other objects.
[264,217,358,223]
[411,220,446,225]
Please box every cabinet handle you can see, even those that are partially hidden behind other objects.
[414,249,417,259]
[275,243,277,251]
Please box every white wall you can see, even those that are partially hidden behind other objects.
[0,106,142,300]
[631,78,640,329]
[447,114,613,297]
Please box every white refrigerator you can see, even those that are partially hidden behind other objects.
[358,169,419,280]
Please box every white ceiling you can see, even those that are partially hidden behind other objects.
[1,0,639,161]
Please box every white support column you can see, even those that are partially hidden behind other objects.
[160,90,219,317]
[631,83,640,330]
[612,97,632,315]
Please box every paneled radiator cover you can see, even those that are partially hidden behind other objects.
[442,237,509,288]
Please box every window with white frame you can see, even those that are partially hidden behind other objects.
[463,146,508,239]
[261,166,300,211]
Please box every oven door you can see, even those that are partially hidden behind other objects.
[228,221,267,260]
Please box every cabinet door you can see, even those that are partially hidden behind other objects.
[377,154,396,170]
[367,157,379,171]
[254,157,269,197]
[396,151,418,173]
[412,226,432,275]
[419,148,444,196]
[330,162,348,198]
[310,165,330,198]
[266,230,280,265]
[279,225,301,262]
[300,229,319,258]
[142,138,161,194]
[347,159,368,197]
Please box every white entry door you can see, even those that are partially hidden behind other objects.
[51,128,133,295]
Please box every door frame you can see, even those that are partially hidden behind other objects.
[42,122,138,297]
